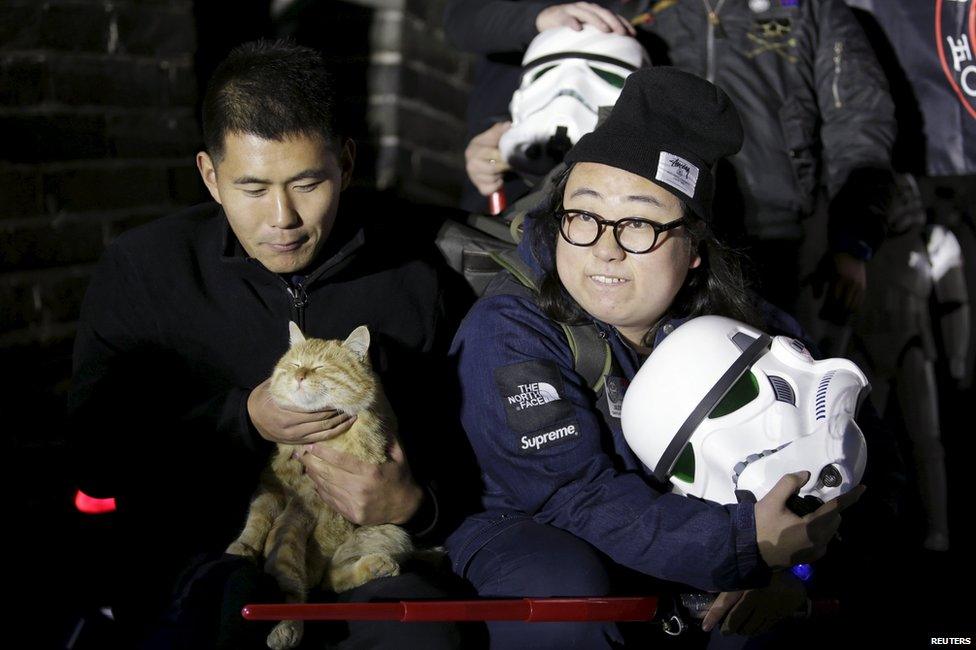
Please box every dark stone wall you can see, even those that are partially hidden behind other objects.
[274,0,472,204]
[1,0,204,530]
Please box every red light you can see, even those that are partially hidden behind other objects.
[488,190,507,216]
[74,489,116,514]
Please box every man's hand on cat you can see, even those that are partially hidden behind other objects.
[248,379,357,443]
[299,436,424,526]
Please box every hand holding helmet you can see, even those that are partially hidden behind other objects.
[535,2,635,35]
[465,122,512,196]
[754,471,864,569]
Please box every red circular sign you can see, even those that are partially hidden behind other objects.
[936,0,976,119]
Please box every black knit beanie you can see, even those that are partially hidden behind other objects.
[564,66,743,221]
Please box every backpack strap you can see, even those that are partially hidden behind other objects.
[488,249,612,392]
[490,249,538,291]
[562,322,613,393]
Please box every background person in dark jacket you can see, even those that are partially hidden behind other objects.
[445,0,896,327]
[68,40,468,649]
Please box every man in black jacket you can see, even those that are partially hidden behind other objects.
[69,41,467,649]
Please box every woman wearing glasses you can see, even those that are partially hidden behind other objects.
[444,67,861,648]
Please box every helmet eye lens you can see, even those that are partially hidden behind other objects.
[531,65,557,81]
[672,443,695,482]
[708,371,760,419]
[588,65,626,88]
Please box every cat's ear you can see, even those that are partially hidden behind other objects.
[342,325,371,362]
[288,321,307,348]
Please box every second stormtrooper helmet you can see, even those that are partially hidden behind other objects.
[500,25,649,182]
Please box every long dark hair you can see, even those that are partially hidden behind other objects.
[528,164,762,346]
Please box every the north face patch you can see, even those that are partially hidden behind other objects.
[495,359,576,433]
[508,380,561,410]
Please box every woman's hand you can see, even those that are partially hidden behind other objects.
[701,571,809,635]
[755,471,865,568]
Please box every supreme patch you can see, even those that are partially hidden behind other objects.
[518,421,582,454]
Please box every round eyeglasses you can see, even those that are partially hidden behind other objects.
[555,209,687,254]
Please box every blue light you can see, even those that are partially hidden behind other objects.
[791,563,813,581]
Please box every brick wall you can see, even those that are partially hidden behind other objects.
[388,0,472,205]
[1,0,203,474]
[275,0,474,206]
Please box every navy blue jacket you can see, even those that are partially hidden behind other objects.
[445,236,789,592]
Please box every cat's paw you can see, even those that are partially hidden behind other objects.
[267,620,303,650]
[225,540,261,559]
[334,554,400,592]
[359,553,400,581]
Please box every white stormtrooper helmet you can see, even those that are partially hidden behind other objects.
[499,25,649,181]
[621,315,869,509]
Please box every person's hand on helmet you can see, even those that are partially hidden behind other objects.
[754,471,865,569]
[535,2,635,35]
[465,122,512,196]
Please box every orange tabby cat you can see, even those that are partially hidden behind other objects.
[227,322,413,650]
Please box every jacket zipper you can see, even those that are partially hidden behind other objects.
[245,258,310,331]
[831,40,844,108]
[285,279,309,332]
[706,20,715,82]
[702,0,726,82]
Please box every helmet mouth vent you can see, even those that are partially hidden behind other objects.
[731,441,792,486]
[768,375,796,405]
